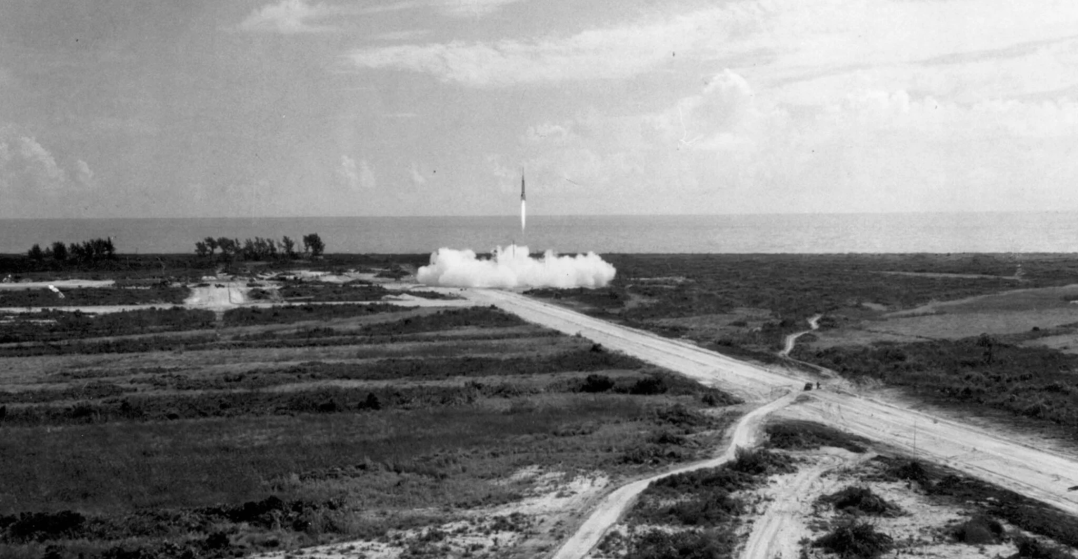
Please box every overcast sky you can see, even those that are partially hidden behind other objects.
[2,0,1077,218]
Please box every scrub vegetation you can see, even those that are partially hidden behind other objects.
[529,253,1078,447]
[0,301,738,559]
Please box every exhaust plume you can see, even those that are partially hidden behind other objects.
[418,245,615,289]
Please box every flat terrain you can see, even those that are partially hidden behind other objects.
[4,252,1078,559]
[0,267,739,559]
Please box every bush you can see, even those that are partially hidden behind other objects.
[813,520,893,558]
[819,486,903,517]
[624,528,736,559]
[6,510,86,542]
[1014,534,1077,559]
[630,375,667,395]
[581,374,615,393]
[952,514,1004,544]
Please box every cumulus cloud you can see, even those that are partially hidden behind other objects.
[418,246,616,288]
[237,0,338,34]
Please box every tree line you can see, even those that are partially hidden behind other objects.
[194,233,324,261]
[27,238,117,264]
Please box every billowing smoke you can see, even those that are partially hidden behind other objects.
[418,245,616,289]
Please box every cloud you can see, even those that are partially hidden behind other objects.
[347,9,745,86]
[237,0,339,34]
[435,0,522,17]
[338,155,376,190]
[75,159,96,189]
[409,163,428,186]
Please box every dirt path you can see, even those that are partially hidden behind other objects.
[779,313,821,357]
[740,448,868,559]
[459,289,1078,558]
[550,391,798,559]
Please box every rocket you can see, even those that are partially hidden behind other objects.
[520,170,526,232]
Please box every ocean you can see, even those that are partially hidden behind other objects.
[1,213,1076,255]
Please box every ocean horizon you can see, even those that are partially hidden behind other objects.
[2,212,1077,255]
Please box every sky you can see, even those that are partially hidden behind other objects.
[2,0,1078,218]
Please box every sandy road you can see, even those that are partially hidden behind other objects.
[550,391,799,559]
[780,314,821,357]
[461,289,1078,558]
[740,448,868,559]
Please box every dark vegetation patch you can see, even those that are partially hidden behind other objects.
[812,519,893,558]
[223,302,408,326]
[0,395,730,558]
[619,447,794,558]
[277,281,388,302]
[0,307,215,343]
[0,286,189,308]
[950,514,1005,545]
[817,486,903,517]
[794,337,1078,442]
[872,456,1078,550]
[628,447,794,525]
[764,420,871,453]
[525,253,1059,356]
[618,528,737,559]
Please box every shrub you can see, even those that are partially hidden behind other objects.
[951,514,1004,544]
[624,528,736,559]
[6,510,86,542]
[630,376,667,395]
[819,486,903,517]
[581,374,615,393]
[813,520,893,558]
[1014,534,1077,559]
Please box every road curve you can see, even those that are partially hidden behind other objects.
[550,391,799,559]
[461,289,1078,558]
[780,314,821,357]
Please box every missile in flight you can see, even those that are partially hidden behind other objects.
[520,170,526,232]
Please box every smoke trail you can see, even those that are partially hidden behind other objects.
[521,200,526,232]
[418,245,615,289]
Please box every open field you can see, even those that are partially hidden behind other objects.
[4,253,1078,558]
[0,292,739,559]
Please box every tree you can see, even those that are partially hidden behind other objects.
[302,233,325,258]
[281,236,296,259]
[50,241,68,262]
[203,237,218,254]
[27,244,44,261]
[195,241,211,257]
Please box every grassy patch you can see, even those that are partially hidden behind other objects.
[764,420,870,453]
[0,308,215,344]
[0,286,189,308]
[794,338,1078,442]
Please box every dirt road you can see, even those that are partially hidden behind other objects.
[550,391,799,559]
[740,447,868,559]
[461,289,1078,558]
[779,313,821,357]
[465,289,801,402]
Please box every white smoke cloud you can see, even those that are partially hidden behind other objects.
[418,245,616,288]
